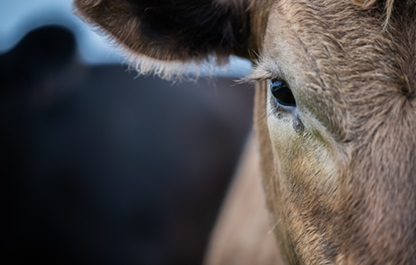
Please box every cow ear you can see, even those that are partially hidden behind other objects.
[74,0,251,77]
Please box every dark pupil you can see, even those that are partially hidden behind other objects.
[270,80,296,107]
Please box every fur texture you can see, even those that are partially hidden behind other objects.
[254,0,416,264]
[352,0,395,26]
[75,0,416,264]
[74,0,250,78]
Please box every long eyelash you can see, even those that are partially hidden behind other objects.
[241,68,272,83]
[237,58,275,84]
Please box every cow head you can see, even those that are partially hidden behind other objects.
[75,0,416,264]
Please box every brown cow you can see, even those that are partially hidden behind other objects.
[74,0,416,264]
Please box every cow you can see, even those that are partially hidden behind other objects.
[74,0,416,264]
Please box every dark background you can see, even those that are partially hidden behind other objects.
[0,3,254,265]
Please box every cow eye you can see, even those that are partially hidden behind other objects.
[270,79,296,107]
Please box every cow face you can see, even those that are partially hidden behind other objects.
[254,1,416,264]
[75,0,416,264]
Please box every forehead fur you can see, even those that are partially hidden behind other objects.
[255,0,416,142]
[352,0,395,26]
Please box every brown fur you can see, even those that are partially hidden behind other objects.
[74,0,250,61]
[74,0,416,264]
[352,0,395,26]
[203,136,284,265]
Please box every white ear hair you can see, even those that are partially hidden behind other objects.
[75,0,250,79]
[125,51,229,80]
[93,26,228,80]
[130,55,204,80]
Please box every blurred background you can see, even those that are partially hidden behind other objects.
[0,1,254,265]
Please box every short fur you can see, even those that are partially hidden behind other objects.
[75,0,416,264]
[75,0,250,78]
[352,0,395,26]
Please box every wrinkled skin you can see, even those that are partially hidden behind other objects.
[75,0,416,264]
